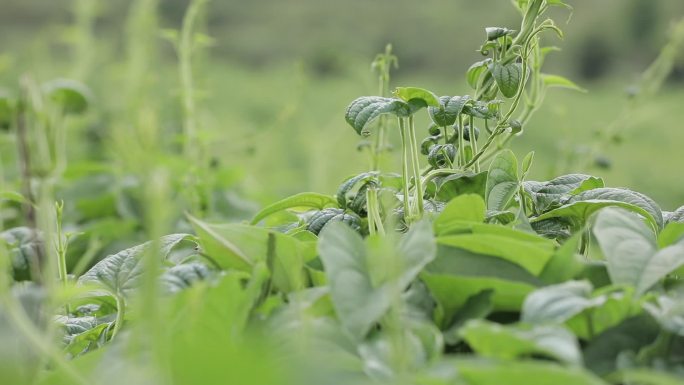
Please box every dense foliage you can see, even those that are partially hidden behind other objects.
[2,1,684,385]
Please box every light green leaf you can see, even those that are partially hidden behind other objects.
[490,62,523,98]
[393,86,441,107]
[539,232,586,284]
[460,320,582,365]
[78,234,192,297]
[41,78,92,115]
[541,74,586,92]
[318,221,436,340]
[642,295,684,336]
[249,192,337,225]
[453,358,606,385]
[594,208,682,294]
[522,280,600,324]
[189,216,313,292]
[433,194,486,235]
[466,59,492,89]
[485,150,519,212]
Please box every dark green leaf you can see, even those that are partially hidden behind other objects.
[344,96,411,136]
[428,95,471,126]
[490,62,523,98]
[485,150,519,212]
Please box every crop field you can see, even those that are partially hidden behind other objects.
[3,1,684,384]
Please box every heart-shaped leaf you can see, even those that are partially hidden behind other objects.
[485,149,519,211]
[490,62,523,98]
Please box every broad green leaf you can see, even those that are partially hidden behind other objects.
[433,194,486,235]
[642,295,684,336]
[452,358,606,385]
[423,244,541,320]
[539,232,586,284]
[428,95,471,126]
[533,188,663,231]
[78,234,192,297]
[583,315,660,375]
[489,62,523,98]
[443,289,493,344]
[160,262,214,294]
[62,322,111,358]
[541,74,586,92]
[41,78,92,114]
[522,280,601,324]
[612,370,684,385]
[485,150,518,211]
[250,192,337,225]
[432,172,488,201]
[658,222,684,247]
[594,208,682,294]
[336,172,377,209]
[466,59,492,89]
[460,320,582,365]
[344,96,411,136]
[189,216,313,292]
[318,221,436,340]
[524,174,604,214]
[393,86,441,107]
[438,232,553,275]
[0,191,28,204]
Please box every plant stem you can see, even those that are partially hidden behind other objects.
[457,114,466,167]
[407,116,424,217]
[398,118,412,223]
[469,115,479,172]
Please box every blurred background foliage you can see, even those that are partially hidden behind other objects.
[1,0,684,215]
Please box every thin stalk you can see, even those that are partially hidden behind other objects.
[407,116,424,217]
[457,114,466,167]
[398,118,412,222]
[469,115,479,172]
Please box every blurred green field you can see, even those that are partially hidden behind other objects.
[1,0,684,211]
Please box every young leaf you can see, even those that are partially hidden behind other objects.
[541,74,587,92]
[485,149,519,212]
[428,95,471,127]
[249,192,337,225]
[41,78,92,114]
[78,234,193,297]
[594,208,684,294]
[466,59,492,89]
[489,62,523,98]
[344,96,410,136]
[393,86,441,107]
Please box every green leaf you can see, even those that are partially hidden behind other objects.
[438,232,553,275]
[452,359,606,385]
[432,172,488,202]
[583,315,660,375]
[160,262,214,294]
[428,95,471,126]
[521,151,535,179]
[433,194,486,235]
[524,174,604,214]
[490,62,523,98]
[522,280,600,324]
[539,232,586,284]
[78,234,192,297]
[466,59,492,89]
[62,322,111,358]
[41,78,92,114]
[541,74,586,92]
[533,188,663,231]
[443,289,494,344]
[486,150,519,211]
[460,320,582,365]
[393,86,441,107]
[250,192,337,225]
[344,96,411,136]
[318,221,436,340]
[658,222,684,247]
[594,208,683,294]
[485,27,515,41]
[643,295,684,336]
[192,218,314,292]
[664,205,684,224]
